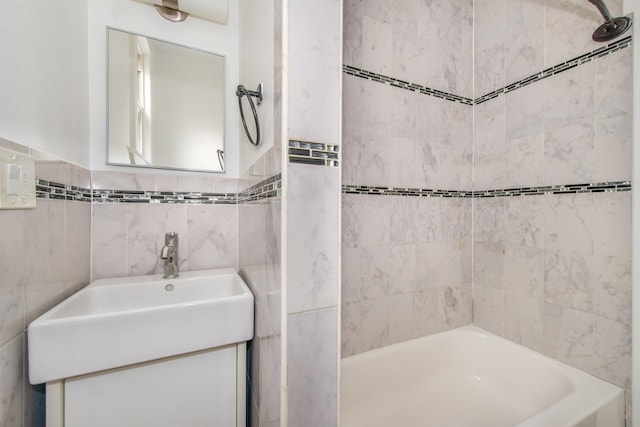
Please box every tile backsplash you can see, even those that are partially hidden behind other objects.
[0,139,255,427]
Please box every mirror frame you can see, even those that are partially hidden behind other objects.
[105,26,227,174]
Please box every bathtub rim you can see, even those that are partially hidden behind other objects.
[340,325,624,427]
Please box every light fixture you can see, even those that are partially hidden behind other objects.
[154,0,189,22]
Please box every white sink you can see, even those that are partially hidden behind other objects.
[28,268,254,384]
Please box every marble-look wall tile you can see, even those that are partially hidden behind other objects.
[593,191,631,258]
[595,48,632,182]
[544,61,595,185]
[362,15,392,77]
[289,0,341,143]
[239,191,281,426]
[342,298,388,356]
[69,163,91,189]
[504,195,544,248]
[474,97,505,189]
[65,201,91,296]
[504,0,544,84]
[0,210,24,348]
[473,241,504,289]
[415,285,472,337]
[342,193,472,356]
[0,138,30,154]
[388,293,415,344]
[391,3,420,85]
[93,201,238,281]
[349,0,474,97]
[544,193,594,255]
[287,164,339,314]
[542,302,594,373]
[91,170,156,191]
[127,204,189,276]
[593,255,631,327]
[35,160,71,185]
[474,0,506,96]
[91,203,128,280]
[544,0,622,68]
[472,284,504,335]
[0,336,23,427]
[24,199,67,323]
[504,84,544,188]
[288,308,338,427]
[343,0,363,67]
[593,316,631,388]
[503,245,543,300]
[504,292,543,352]
[544,249,593,312]
[438,102,473,190]
[342,74,364,186]
[0,148,94,427]
[155,175,217,193]
[187,204,238,271]
[473,197,505,243]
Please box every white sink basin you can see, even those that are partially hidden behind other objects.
[28,268,254,384]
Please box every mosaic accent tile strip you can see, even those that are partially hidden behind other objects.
[475,35,632,105]
[343,184,474,198]
[238,173,282,202]
[343,36,632,106]
[36,179,92,202]
[36,175,283,204]
[92,189,237,204]
[343,181,631,198]
[288,140,340,167]
[343,65,474,106]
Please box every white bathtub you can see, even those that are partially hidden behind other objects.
[340,326,624,427]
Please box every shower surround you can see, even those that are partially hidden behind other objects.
[341,0,631,417]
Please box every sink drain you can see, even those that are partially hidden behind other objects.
[165,284,174,292]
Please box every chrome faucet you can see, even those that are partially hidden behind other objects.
[160,232,179,279]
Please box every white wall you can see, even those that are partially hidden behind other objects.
[87,0,240,176]
[0,0,90,167]
[238,0,275,175]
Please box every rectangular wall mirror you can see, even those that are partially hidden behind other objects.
[107,28,226,173]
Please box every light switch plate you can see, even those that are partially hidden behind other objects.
[0,147,36,209]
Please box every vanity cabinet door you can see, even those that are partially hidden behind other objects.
[64,346,238,427]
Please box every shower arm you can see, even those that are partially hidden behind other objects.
[587,0,614,25]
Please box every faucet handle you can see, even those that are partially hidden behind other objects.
[165,231,178,245]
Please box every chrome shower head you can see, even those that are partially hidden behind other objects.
[587,0,632,42]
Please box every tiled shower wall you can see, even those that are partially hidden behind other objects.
[472,0,632,407]
[342,5,632,415]
[0,140,91,427]
[341,0,474,357]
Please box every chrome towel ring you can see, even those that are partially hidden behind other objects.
[236,83,263,147]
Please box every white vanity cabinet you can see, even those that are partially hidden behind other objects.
[45,343,246,427]
[28,269,254,427]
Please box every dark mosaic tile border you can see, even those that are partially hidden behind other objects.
[238,174,282,203]
[343,36,632,106]
[36,175,282,204]
[288,140,339,167]
[36,179,92,202]
[343,181,631,198]
[343,65,474,106]
[92,189,237,204]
